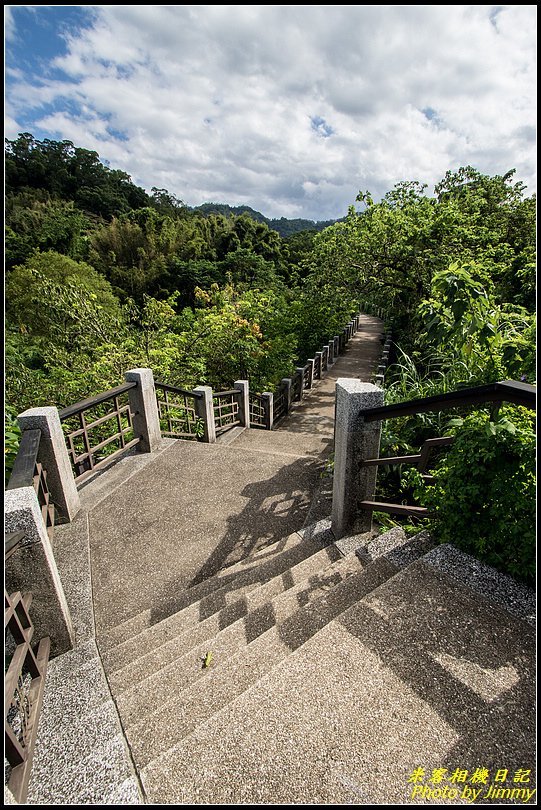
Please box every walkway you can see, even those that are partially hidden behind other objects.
[88,314,384,638]
[24,311,536,805]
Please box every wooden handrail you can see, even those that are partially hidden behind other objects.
[58,381,137,420]
[155,381,204,399]
[362,380,535,422]
[6,431,41,491]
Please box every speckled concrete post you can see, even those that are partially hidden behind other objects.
[125,368,162,454]
[321,346,329,371]
[5,487,75,656]
[334,336,340,356]
[306,360,314,389]
[281,378,293,414]
[193,386,217,443]
[233,380,250,428]
[295,368,305,400]
[315,352,323,378]
[331,379,384,539]
[327,342,335,366]
[17,407,80,523]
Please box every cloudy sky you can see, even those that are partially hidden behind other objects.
[4,5,537,220]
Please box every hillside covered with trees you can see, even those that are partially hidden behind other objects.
[5,133,536,583]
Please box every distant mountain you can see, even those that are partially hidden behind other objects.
[193,202,338,237]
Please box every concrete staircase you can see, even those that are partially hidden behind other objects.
[93,524,535,804]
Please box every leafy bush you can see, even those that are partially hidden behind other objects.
[418,406,535,585]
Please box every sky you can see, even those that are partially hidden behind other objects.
[4,5,537,221]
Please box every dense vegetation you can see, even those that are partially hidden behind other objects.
[5,134,536,582]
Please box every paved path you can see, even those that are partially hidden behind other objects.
[88,315,385,637]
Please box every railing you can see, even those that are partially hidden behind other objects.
[313,354,322,380]
[302,363,312,389]
[6,431,55,541]
[358,380,536,519]
[273,381,289,422]
[155,382,203,440]
[58,383,140,484]
[249,393,271,430]
[5,579,50,804]
[213,389,242,435]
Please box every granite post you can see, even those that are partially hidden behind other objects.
[331,379,384,539]
[125,368,162,453]
[193,386,217,443]
[5,487,75,656]
[17,407,80,523]
[233,380,250,428]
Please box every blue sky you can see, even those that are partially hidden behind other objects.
[4,5,537,220]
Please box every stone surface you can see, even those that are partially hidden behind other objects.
[5,487,74,656]
[331,379,384,538]
[125,368,162,454]
[17,406,80,522]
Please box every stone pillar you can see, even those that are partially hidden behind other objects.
[306,359,315,389]
[281,378,292,414]
[125,368,162,453]
[5,488,75,657]
[295,368,306,400]
[331,379,384,539]
[193,386,217,443]
[321,346,329,371]
[233,380,250,428]
[315,352,323,378]
[327,342,335,366]
[17,407,80,523]
[334,336,340,357]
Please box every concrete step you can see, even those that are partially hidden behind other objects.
[25,640,142,805]
[102,543,342,676]
[124,556,396,766]
[109,527,424,704]
[98,527,329,653]
[110,549,363,718]
[139,554,536,804]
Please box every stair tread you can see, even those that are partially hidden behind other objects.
[98,529,328,653]
[104,543,342,680]
[139,557,536,805]
[112,551,366,724]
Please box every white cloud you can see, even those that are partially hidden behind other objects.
[5,5,537,219]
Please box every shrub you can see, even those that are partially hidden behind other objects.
[420,406,535,585]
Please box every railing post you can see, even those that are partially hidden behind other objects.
[261,392,274,429]
[306,359,315,389]
[331,379,384,539]
[327,342,335,366]
[17,407,80,523]
[334,336,340,357]
[5,487,75,656]
[281,378,292,414]
[321,346,328,371]
[125,368,162,453]
[315,352,323,378]
[295,368,305,400]
[233,380,250,428]
[193,386,217,443]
